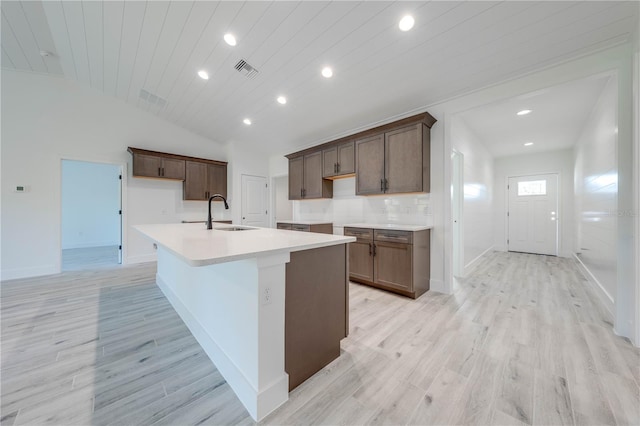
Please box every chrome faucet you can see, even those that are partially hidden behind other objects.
[207,194,230,230]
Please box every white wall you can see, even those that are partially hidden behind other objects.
[574,76,619,311]
[1,71,230,279]
[451,118,494,273]
[493,149,574,257]
[273,176,292,225]
[226,141,270,225]
[61,160,121,249]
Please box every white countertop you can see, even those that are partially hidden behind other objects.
[275,220,333,225]
[135,223,355,267]
[342,223,433,231]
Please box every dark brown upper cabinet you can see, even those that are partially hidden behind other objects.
[128,147,227,201]
[184,160,227,201]
[322,141,355,178]
[356,123,430,195]
[288,151,333,200]
[285,112,435,199]
[129,148,185,180]
[355,133,385,195]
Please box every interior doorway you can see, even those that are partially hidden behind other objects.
[61,160,122,270]
[241,174,268,227]
[507,173,559,256]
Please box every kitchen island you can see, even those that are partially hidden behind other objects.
[134,223,355,421]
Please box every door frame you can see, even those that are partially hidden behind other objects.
[241,174,268,226]
[505,172,560,256]
[58,156,127,272]
[451,150,464,277]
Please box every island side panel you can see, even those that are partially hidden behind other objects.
[155,247,289,421]
[285,244,348,391]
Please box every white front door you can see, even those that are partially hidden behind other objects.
[507,173,558,256]
[241,174,268,227]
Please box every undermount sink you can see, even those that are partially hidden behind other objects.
[215,227,255,231]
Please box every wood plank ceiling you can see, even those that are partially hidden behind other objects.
[1,1,638,155]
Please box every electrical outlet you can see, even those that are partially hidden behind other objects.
[262,287,272,305]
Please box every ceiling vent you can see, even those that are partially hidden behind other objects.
[139,89,167,108]
[234,59,259,79]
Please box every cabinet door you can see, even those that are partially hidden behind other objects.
[161,158,186,180]
[348,240,374,282]
[355,133,385,195]
[322,147,338,178]
[374,241,413,292]
[288,157,304,200]
[133,153,162,177]
[184,161,208,200]
[277,223,293,230]
[385,124,423,194]
[303,151,323,198]
[337,141,355,175]
[207,163,227,198]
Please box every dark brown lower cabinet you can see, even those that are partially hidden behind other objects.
[285,244,348,390]
[276,222,333,234]
[344,227,430,299]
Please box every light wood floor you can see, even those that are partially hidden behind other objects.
[62,246,120,271]
[1,251,638,425]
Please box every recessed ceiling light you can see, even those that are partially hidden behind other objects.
[517,109,532,116]
[277,96,287,105]
[524,142,534,146]
[243,118,252,125]
[197,70,209,80]
[321,67,333,78]
[399,15,415,31]
[224,33,237,46]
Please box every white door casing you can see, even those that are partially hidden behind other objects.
[241,175,268,227]
[507,173,559,256]
[451,150,464,276]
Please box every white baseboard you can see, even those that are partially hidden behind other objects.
[62,241,120,249]
[464,245,494,276]
[572,253,615,317]
[126,253,157,264]
[1,264,59,281]
[429,278,447,293]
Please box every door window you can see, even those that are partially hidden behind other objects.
[517,180,546,196]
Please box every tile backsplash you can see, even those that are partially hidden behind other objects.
[293,177,433,226]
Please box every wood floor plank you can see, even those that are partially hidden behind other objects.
[407,368,467,425]
[532,372,574,426]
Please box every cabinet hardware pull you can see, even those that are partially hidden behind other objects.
[380,179,384,192]
[300,188,303,198]
[337,163,340,173]
[368,243,372,256]
[334,163,337,173]
[372,243,377,256]
[162,167,165,176]
[384,179,388,190]
[158,167,161,176]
